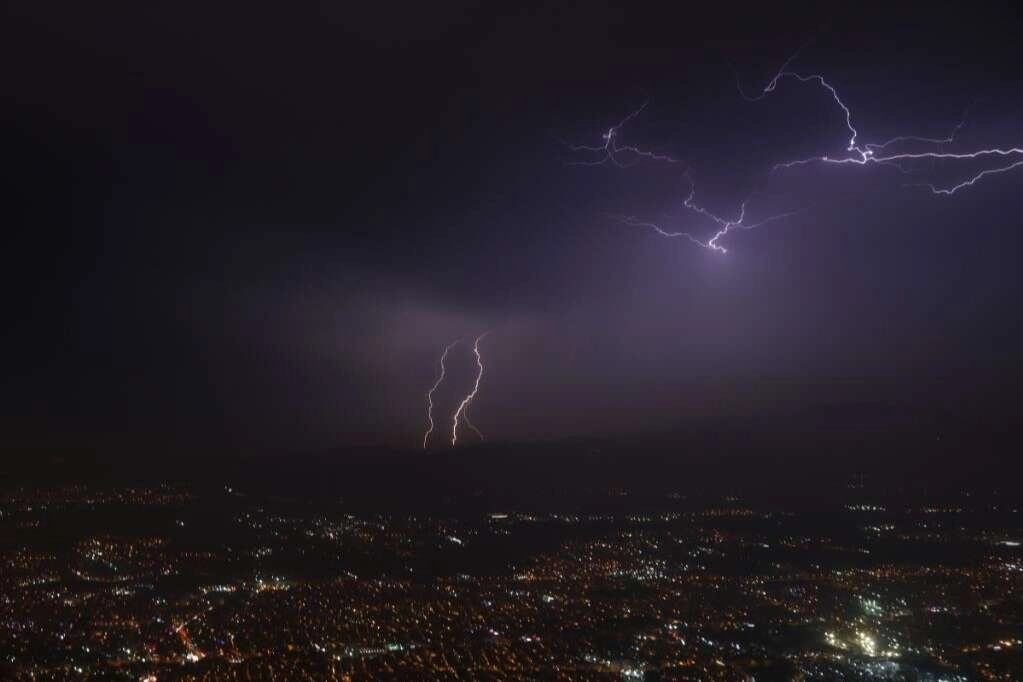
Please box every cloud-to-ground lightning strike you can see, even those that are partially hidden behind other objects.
[461,403,485,441]
[452,331,491,446]
[423,338,462,449]
[569,55,1022,252]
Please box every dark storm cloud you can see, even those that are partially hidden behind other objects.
[3,2,1022,453]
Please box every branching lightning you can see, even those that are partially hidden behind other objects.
[452,331,491,446]
[679,172,805,254]
[753,67,1022,194]
[566,102,804,253]
[611,173,806,254]
[461,404,485,441]
[568,53,1022,252]
[566,101,684,168]
[423,337,462,449]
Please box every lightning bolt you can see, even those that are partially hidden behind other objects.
[753,66,1021,195]
[565,101,684,168]
[565,103,802,253]
[452,331,491,446]
[423,337,462,450]
[612,171,805,254]
[682,172,805,254]
[461,403,485,441]
[569,53,1022,251]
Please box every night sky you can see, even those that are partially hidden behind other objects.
[4,3,1022,455]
